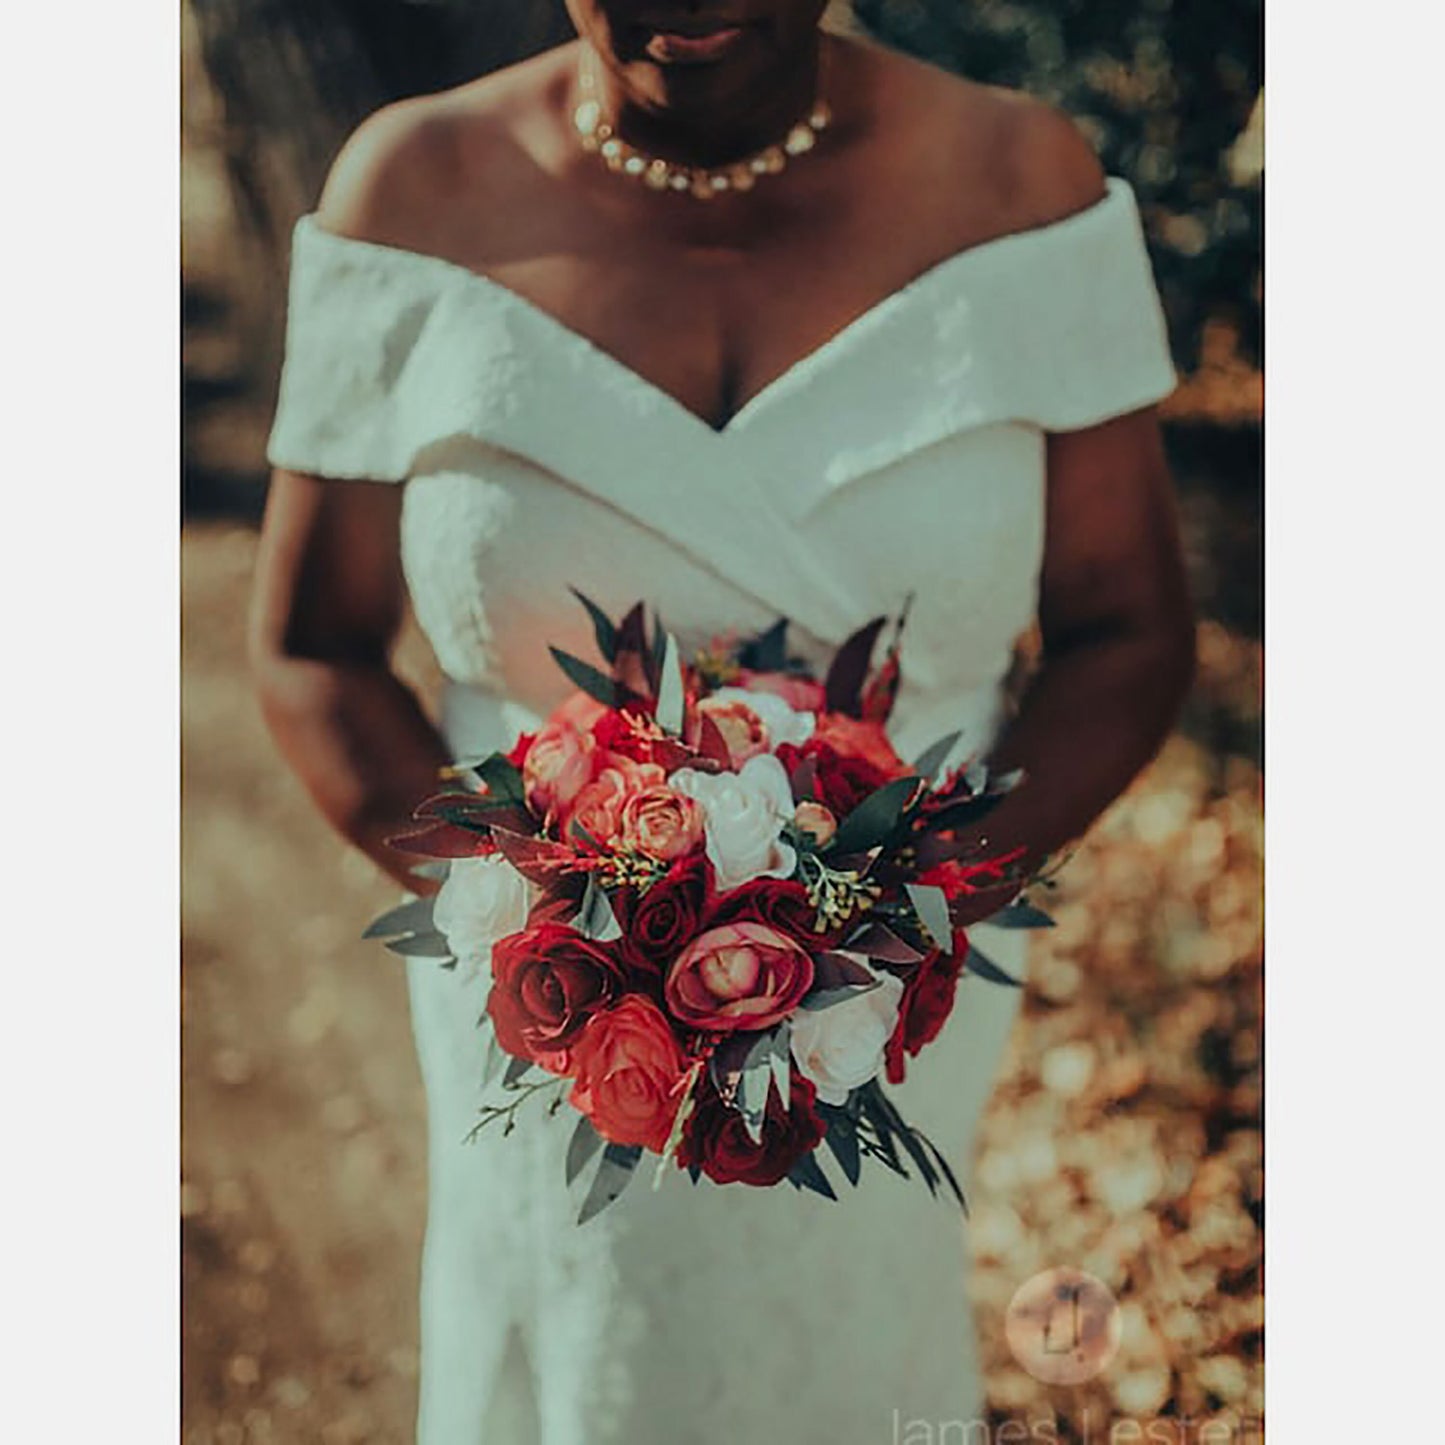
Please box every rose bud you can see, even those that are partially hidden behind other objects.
[792,800,838,847]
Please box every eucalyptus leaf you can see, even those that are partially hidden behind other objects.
[919,1131,968,1213]
[363,895,437,940]
[474,755,526,806]
[480,1030,507,1088]
[739,615,790,672]
[912,731,962,782]
[577,1143,644,1225]
[800,983,882,1012]
[842,924,925,966]
[655,629,686,737]
[739,1031,776,1144]
[787,1149,838,1201]
[573,877,623,942]
[985,901,1055,930]
[570,587,618,663]
[965,944,1023,987]
[822,1109,862,1186]
[502,1053,536,1089]
[565,1115,605,1186]
[827,774,920,856]
[770,1024,792,1111]
[549,647,620,708]
[383,931,455,960]
[905,883,954,952]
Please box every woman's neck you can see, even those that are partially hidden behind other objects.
[576,33,828,168]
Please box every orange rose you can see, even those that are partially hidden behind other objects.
[564,756,666,848]
[568,997,691,1152]
[523,721,599,818]
[618,785,704,862]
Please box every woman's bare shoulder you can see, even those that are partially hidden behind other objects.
[855,37,1107,235]
[313,45,576,253]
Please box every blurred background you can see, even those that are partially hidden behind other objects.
[181,1,1262,1440]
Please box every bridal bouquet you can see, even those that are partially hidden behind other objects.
[367,593,1052,1222]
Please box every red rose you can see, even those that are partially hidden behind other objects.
[812,715,910,776]
[884,937,969,1084]
[614,855,710,984]
[568,997,691,1153]
[665,920,815,1033]
[487,923,626,1063]
[775,738,896,819]
[678,1070,826,1186]
[705,877,832,948]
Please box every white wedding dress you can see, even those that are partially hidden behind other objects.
[268,175,1177,1444]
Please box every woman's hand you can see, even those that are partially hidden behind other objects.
[248,468,452,895]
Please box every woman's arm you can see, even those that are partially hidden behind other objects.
[952,405,1196,921]
[248,469,452,894]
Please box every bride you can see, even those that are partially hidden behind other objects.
[249,3,1195,1440]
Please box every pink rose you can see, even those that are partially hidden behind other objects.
[811,714,910,777]
[665,920,815,1033]
[693,696,770,767]
[618,785,705,862]
[564,756,666,848]
[523,721,599,818]
[738,670,827,715]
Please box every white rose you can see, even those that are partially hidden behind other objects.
[432,855,532,980]
[671,754,798,893]
[709,686,816,749]
[790,962,905,1105]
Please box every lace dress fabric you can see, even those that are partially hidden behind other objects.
[268,177,1178,1444]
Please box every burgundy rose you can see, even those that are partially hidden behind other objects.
[614,856,710,984]
[677,1071,826,1187]
[884,937,969,1084]
[705,876,834,948]
[775,738,896,819]
[487,922,626,1064]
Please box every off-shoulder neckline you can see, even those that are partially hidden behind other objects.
[292,176,1139,437]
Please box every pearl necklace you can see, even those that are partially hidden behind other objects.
[571,58,832,200]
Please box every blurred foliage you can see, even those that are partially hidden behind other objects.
[854,0,1262,374]
[189,1,1263,378]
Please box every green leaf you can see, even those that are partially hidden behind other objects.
[738,616,790,672]
[570,587,618,663]
[549,647,620,708]
[565,1115,605,1186]
[655,628,686,736]
[905,883,953,952]
[363,896,436,940]
[382,931,454,960]
[912,731,962,781]
[799,983,882,1012]
[473,756,526,806]
[918,1130,968,1214]
[964,944,1023,987]
[573,876,622,942]
[770,1025,792,1111]
[827,774,920,856]
[577,1142,644,1224]
[739,1031,776,1144]
[821,1108,862,1186]
[787,1149,839,1201]
[502,1054,535,1089]
[985,902,1055,929]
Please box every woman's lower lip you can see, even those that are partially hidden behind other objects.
[644,26,747,63]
